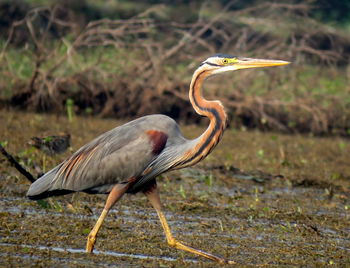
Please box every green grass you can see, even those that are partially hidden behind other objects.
[1,44,347,102]
[1,38,349,135]
[0,42,141,96]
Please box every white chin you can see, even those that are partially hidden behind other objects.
[212,66,237,75]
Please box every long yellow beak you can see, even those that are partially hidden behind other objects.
[235,57,290,70]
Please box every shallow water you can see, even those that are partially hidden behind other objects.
[0,242,195,263]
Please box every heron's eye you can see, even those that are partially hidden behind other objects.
[222,59,228,64]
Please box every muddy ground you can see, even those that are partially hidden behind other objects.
[0,110,349,267]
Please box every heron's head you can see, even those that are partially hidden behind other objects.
[200,54,290,75]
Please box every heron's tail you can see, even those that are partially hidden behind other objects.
[27,166,73,200]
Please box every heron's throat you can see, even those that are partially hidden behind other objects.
[178,68,227,168]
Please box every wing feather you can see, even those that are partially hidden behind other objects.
[28,114,184,196]
[51,129,161,192]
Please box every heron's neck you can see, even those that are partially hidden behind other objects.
[177,68,227,168]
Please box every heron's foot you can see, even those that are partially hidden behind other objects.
[86,233,96,253]
[168,238,233,264]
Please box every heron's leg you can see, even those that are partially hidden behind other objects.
[144,184,233,264]
[86,184,128,253]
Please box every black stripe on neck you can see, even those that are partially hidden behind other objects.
[182,108,222,165]
[179,71,225,166]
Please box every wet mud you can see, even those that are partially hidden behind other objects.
[0,110,349,266]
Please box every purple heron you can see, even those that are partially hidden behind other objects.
[27,54,289,264]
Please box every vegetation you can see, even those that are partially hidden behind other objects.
[0,0,349,135]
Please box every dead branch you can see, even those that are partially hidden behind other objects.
[0,144,36,183]
[1,2,350,136]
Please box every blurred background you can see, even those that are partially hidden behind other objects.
[0,0,349,136]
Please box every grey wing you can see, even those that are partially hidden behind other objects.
[31,125,158,195]
[27,114,185,197]
[59,135,155,192]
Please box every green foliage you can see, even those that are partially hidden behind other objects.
[0,140,8,147]
[36,199,50,209]
[256,149,264,158]
[178,184,186,198]
[181,168,215,189]
[16,0,350,26]
[311,0,350,25]
[82,228,91,235]
[66,98,74,122]
[36,198,63,211]
[0,1,350,136]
